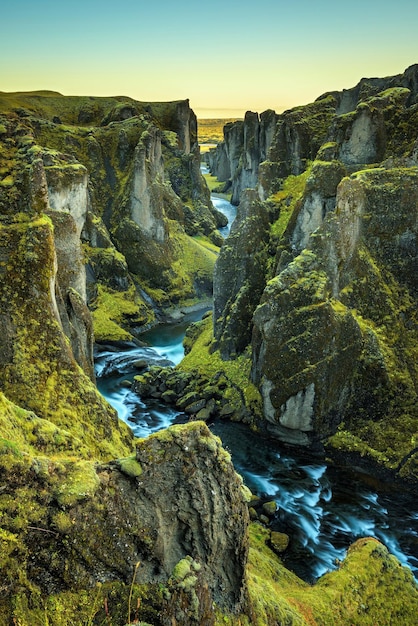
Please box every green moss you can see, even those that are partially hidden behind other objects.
[137,224,217,310]
[329,234,418,474]
[269,166,311,238]
[327,428,392,466]
[172,556,193,582]
[170,229,218,298]
[0,391,88,458]
[91,284,142,342]
[0,174,14,187]
[179,313,262,418]
[241,523,418,626]
[2,580,166,626]
[203,171,232,199]
[51,511,73,534]
[192,234,220,254]
[117,455,143,478]
[54,460,100,507]
[365,86,411,109]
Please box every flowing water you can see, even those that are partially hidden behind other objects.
[95,309,205,438]
[210,421,418,582]
[95,328,418,583]
[201,161,237,238]
[212,196,237,238]
[95,191,418,583]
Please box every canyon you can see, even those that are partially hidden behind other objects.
[0,65,417,624]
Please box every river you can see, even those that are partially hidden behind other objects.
[94,190,418,584]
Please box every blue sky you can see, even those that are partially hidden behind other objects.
[1,0,417,117]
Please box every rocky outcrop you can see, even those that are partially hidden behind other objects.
[209,65,418,209]
[213,189,270,356]
[208,65,418,479]
[1,78,418,626]
[0,422,249,625]
[0,91,224,342]
[289,159,347,253]
[44,160,95,378]
[0,146,131,459]
[0,99,250,625]
[207,110,278,204]
[259,96,337,191]
[329,62,418,114]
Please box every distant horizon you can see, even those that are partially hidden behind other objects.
[1,1,417,122]
[196,105,288,119]
[195,108,246,119]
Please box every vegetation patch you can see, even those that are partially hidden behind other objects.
[198,118,240,144]
[180,313,262,418]
[54,460,100,507]
[269,166,311,239]
[91,284,146,342]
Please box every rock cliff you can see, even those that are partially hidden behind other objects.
[207,109,278,204]
[0,93,252,625]
[0,91,223,345]
[0,421,249,625]
[1,76,418,625]
[209,65,418,481]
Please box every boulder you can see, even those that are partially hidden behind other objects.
[269,531,290,554]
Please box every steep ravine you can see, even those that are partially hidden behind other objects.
[1,82,418,624]
[95,316,418,584]
[207,64,418,483]
[96,180,418,581]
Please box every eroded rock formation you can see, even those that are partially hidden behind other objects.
[0,92,251,626]
[209,65,418,480]
[1,75,418,625]
[0,91,223,345]
[0,422,249,625]
[207,109,278,204]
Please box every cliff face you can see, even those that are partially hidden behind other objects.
[0,422,249,625]
[209,65,418,209]
[252,168,418,452]
[1,82,418,625]
[207,110,278,204]
[213,189,270,356]
[0,94,253,625]
[211,64,418,480]
[0,123,131,459]
[0,91,223,343]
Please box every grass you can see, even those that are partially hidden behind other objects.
[90,283,149,342]
[197,118,241,144]
[270,166,311,238]
[202,171,232,200]
[179,313,262,416]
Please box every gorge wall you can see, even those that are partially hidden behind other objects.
[0,91,252,625]
[0,91,226,347]
[1,76,418,625]
[206,109,278,204]
[208,65,418,481]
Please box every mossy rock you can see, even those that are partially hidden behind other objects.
[262,501,278,517]
[117,455,143,478]
[54,460,100,507]
[269,531,289,554]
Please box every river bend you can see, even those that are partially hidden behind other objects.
[94,192,418,583]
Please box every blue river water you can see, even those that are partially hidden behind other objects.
[94,191,418,584]
[95,329,418,583]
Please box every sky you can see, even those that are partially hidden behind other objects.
[1,0,418,118]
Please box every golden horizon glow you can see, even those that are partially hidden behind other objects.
[1,1,417,119]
